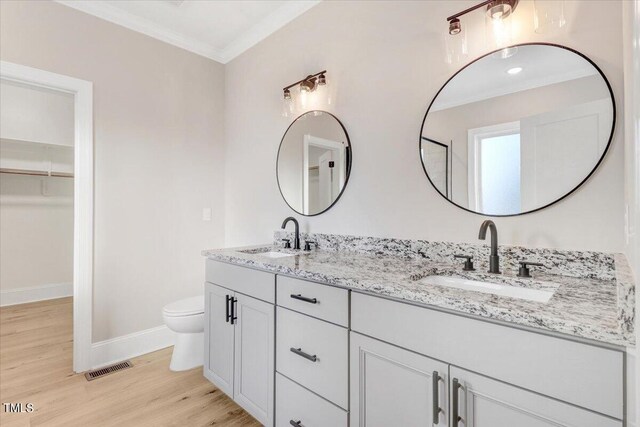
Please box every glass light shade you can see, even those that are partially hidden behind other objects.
[297,87,308,111]
[534,0,566,34]
[282,96,295,117]
[444,25,468,65]
[485,10,513,50]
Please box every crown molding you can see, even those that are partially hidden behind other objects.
[54,1,321,64]
[219,1,321,63]
[55,0,225,62]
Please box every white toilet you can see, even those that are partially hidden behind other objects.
[162,296,205,371]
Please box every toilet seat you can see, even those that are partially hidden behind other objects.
[163,296,204,317]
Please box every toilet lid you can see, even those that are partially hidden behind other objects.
[163,296,204,317]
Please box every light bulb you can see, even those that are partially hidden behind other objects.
[486,10,513,50]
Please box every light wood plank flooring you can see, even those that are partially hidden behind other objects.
[0,297,261,427]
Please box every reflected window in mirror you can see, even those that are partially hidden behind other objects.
[277,111,351,216]
[420,43,615,216]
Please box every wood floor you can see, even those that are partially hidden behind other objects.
[0,298,261,427]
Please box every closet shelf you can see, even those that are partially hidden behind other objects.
[0,168,74,178]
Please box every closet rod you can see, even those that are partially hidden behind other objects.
[0,168,74,178]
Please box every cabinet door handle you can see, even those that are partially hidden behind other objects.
[452,378,462,426]
[225,295,231,323]
[432,371,443,424]
[230,297,237,325]
[289,420,303,427]
[290,294,317,304]
[290,347,317,362]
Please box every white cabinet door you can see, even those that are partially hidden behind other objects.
[204,283,235,397]
[350,332,448,427]
[233,293,275,427]
[450,367,622,427]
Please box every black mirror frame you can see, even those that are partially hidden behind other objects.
[276,110,352,217]
[419,42,616,217]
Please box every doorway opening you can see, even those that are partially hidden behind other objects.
[0,61,93,372]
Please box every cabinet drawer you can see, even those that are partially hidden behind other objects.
[277,276,349,326]
[205,259,275,303]
[276,373,347,427]
[351,292,623,419]
[276,307,348,409]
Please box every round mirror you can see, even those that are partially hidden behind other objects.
[277,111,351,216]
[420,43,615,216]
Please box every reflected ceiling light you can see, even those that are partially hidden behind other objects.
[507,66,522,75]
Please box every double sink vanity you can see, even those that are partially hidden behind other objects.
[200,41,634,427]
[201,225,635,427]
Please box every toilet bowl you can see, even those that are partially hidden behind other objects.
[163,296,204,371]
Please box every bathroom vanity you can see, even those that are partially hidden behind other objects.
[202,233,635,427]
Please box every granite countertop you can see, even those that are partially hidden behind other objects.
[203,242,635,348]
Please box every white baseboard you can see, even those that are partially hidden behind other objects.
[0,282,73,306]
[91,325,175,369]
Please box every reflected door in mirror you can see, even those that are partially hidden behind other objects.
[420,44,615,216]
[277,111,351,216]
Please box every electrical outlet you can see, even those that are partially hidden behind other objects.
[202,208,212,221]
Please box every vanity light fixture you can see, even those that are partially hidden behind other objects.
[282,70,329,118]
[507,66,522,75]
[283,70,327,100]
[446,0,518,49]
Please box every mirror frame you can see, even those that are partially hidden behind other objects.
[419,42,616,217]
[276,110,352,216]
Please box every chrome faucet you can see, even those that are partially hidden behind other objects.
[281,217,300,250]
[478,220,500,274]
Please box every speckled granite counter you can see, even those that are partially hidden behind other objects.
[203,233,635,347]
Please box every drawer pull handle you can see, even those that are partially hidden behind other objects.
[452,377,462,426]
[230,297,237,325]
[290,294,317,304]
[225,295,231,323]
[289,421,303,427]
[290,347,317,362]
[432,371,443,424]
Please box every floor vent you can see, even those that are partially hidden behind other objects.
[84,360,133,381]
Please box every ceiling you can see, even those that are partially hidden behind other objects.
[431,45,599,111]
[55,0,321,63]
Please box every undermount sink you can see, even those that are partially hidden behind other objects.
[258,251,295,259]
[237,247,295,258]
[418,275,555,303]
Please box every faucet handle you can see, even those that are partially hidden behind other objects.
[304,240,317,251]
[281,238,291,249]
[517,261,545,278]
[454,254,475,271]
